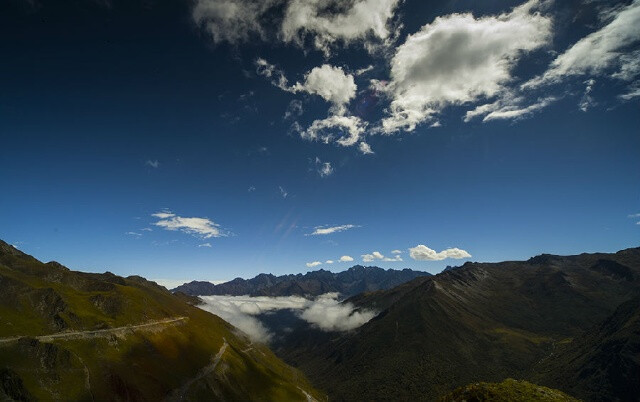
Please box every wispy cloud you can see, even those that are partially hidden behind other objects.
[279,186,288,198]
[314,157,334,178]
[152,210,228,239]
[198,242,212,248]
[145,160,160,168]
[409,245,471,261]
[126,231,142,237]
[307,224,358,236]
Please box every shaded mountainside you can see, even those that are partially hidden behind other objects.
[277,247,640,401]
[534,296,640,401]
[438,379,579,402]
[173,265,431,297]
[0,240,325,401]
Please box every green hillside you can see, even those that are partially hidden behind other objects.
[0,240,325,401]
[438,379,579,402]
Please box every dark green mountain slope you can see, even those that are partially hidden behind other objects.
[534,296,640,401]
[0,240,325,401]
[173,266,431,297]
[278,248,640,401]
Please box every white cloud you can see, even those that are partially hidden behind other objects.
[248,186,256,192]
[361,250,402,262]
[152,210,227,239]
[198,243,212,248]
[284,99,303,120]
[314,157,334,178]
[192,0,282,44]
[620,82,640,100]
[299,293,377,331]
[141,228,153,232]
[380,0,552,133]
[579,79,596,112]
[145,160,160,168]
[325,260,334,264]
[525,0,640,87]
[391,249,402,254]
[478,96,557,122]
[292,64,357,108]
[126,231,142,237]
[339,255,354,262]
[409,244,471,261]
[308,224,358,236]
[358,142,374,155]
[296,114,368,148]
[280,0,401,55]
[279,186,288,198]
[198,293,377,342]
[306,261,323,268]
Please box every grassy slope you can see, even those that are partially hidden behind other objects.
[0,241,325,401]
[279,248,640,401]
[438,379,580,402]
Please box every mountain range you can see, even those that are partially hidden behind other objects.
[274,248,640,401]
[173,265,431,297]
[0,240,324,401]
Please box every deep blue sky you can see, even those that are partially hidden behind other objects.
[1,0,638,286]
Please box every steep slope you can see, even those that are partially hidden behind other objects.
[278,248,640,401]
[534,296,640,401]
[0,240,325,401]
[174,265,430,297]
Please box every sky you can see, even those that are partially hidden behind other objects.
[1,0,639,285]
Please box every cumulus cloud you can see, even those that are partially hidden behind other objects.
[152,210,228,239]
[192,0,400,54]
[314,157,334,178]
[292,64,357,108]
[306,261,323,268]
[525,0,640,88]
[339,255,354,262]
[280,0,401,55]
[391,249,402,254]
[362,250,402,262]
[380,0,552,133]
[198,294,377,343]
[409,244,471,261]
[325,260,334,264]
[308,224,358,236]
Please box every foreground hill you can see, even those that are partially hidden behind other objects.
[173,265,431,297]
[438,379,579,402]
[0,240,324,401]
[278,247,640,401]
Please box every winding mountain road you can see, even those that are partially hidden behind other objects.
[0,317,188,345]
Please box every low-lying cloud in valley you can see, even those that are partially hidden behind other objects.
[198,293,377,343]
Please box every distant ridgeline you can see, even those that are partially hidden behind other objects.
[0,240,324,401]
[173,265,432,297]
[276,247,640,402]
